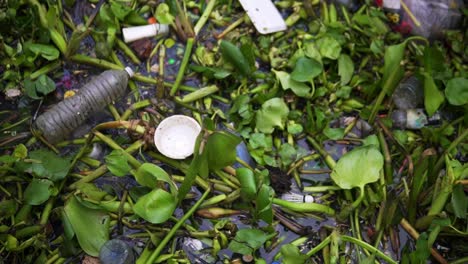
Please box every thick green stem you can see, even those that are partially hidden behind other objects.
[70,54,122,70]
[179,85,219,103]
[306,234,331,257]
[30,61,62,80]
[170,38,195,96]
[341,235,397,264]
[194,0,217,35]
[145,188,211,263]
[272,198,335,215]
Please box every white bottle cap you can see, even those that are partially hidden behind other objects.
[304,195,314,203]
[154,115,202,159]
[124,67,134,77]
[122,24,170,43]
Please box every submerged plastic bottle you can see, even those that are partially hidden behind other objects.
[391,109,442,129]
[382,0,465,39]
[392,76,424,110]
[33,67,134,143]
[99,239,134,264]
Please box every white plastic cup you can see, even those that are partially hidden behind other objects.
[154,115,202,159]
[122,24,169,43]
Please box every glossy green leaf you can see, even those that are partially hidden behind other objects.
[64,196,109,256]
[423,75,444,116]
[323,127,344,140]
[445,77,468,106]
[24,179,53,205]
[105,150,131,177]
[28,43,60,61]
[256,184,273,224]
[280,244,308,264]
[29,149,71,182]
[25,75,56,99]
[316,36,341,60]
[178,132,204,203]
[134,189,177,224]
[237,168,256,200]
[135,163,176,194]
[256,98,290,133]
[205,131,241,171]
[274,70,311,97]
[331,146,383,190]
[382,42,406,95]
[290,57,323,82]
[155,3,175,24]
[338,54,354,85]
[451,184,467,219]
[220,40,251,76]
[228,228,269,255]
[279,143,296,167]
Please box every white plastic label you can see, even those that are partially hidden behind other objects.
[383,0,401,9]
[238,0,287,34]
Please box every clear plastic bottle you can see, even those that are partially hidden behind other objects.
[99,239,135,264]
[392,76,424,110]
[391,109,442,129]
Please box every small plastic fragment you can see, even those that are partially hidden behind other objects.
[99,239,134,264]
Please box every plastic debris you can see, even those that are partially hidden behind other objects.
[122,23,169,43]
[99,239,134,264]
[238,0,287,34]
[391,109,442,129]
[392,76,424,110]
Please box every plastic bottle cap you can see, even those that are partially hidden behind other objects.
[304,195,314,203]
[124,67,134,77]
[154,115,201,159]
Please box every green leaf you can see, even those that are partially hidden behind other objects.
[76,183,108,202]
[35,75,56,95]
[382,42,406,95]
[274,70,311,97]
[29,149,71,182]
[28,43,60,61]
[331,146,383,190]
[338,54,354,85]
[280,244,308,264]
[256,184,273,224]
[177,132,204,203]
[134,189,177,224]
[135,163,176,195]
[155,3,175,24]
[24,179,53,205]
[228,228,269,255]
[290,57,323,82]
[279,143,296,167]
[13,144,28,159]
[205,131,241,171]
[237,168,257,200]
[64,196,109,256]
[105,150,131,177]
[256,98,290,133]
[451,184,467,219]
[445,77,468,106]
[323,127,344,140]
[316,36,341,60]
[423,75,444,116]
[220,40,251,76]
[0,200,18,219]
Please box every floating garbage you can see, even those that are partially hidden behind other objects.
[281,192,315,203]
[122,23,169,43]
[238,0,287,34]
[154,115,201,159]
[391,109,442,129]
[382,0,465,39]
[392,76,424,110]
[33,67,134,144]
[99,239,135,264]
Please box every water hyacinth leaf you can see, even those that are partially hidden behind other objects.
[256,184,273,224]
[228,228,269,255]
[75,183,108,202]
[25,75,56,99]
[13,144,28,159]
[279,143,296,167]
[134,189,177,224]
[323,127,344,140]
[280,244,308,264]
[445,77,468,106]
[205,131,241,171]
[256,98,290,133]
[177,132,204,203]
[331,146,383,190]
[64,196,109,256]
[0,200,18,219]
[237,168,257,200]
[382,42,406,95]
[338,54,354,85]
[29,149,71,182]
[105,149,131,177]
[155,3,175,24]
[220,40,251,76]
[423,75,444,116]
[290,57,323,82]
[135,163,176,194]
[274,70,311,97]
[24,179,53,205]
[316,36,341,60]
[451,184,467,219]
[28,43,60,61]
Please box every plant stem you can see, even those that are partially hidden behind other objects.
[116,38,141,64]
[194,0,217,35]
[93,131,141,168]
[272,198,335,215]
[378,130,393,184]
[30,61,62,80]
[433,128,468,176]
[341,235,397,264]
[70,54,122,70]
[179,85,219,103]
[170,38,195,96]
[145,188,211,263]
[306,234,331,257]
